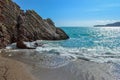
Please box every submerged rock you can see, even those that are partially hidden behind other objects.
[0,0,69,48]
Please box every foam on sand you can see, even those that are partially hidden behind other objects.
[0,49,117,80]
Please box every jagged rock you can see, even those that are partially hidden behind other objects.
[0,0,69,48]
[16,40,35,49]
[0,23,10,48]
[56,28,69,40]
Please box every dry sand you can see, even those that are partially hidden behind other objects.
[0,49,117,80]
[0,55,36,80]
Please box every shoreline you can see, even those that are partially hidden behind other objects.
[0,49,117,80]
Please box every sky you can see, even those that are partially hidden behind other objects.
[13,0,120,27]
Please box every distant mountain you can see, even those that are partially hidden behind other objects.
[94,22,120,27]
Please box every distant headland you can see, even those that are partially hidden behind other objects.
[94,22,120,27]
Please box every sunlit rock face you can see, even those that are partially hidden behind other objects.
[0,0,69,48]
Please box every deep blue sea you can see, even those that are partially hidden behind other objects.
[36,27,120,63]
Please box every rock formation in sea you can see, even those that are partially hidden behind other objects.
[0,0,69,48]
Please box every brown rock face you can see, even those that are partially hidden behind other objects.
[0,0,69,48]
[16,40,35,49]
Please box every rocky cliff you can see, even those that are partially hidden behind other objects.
[0,0,69,48]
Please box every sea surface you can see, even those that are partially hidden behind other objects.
[35,27,120,63]
[6,27,120,64]
[6,27,120,79]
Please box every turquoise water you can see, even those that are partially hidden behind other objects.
[7,27,120,63]
[7,27,120,78]
[35,27,120,63]
[61,27,120,48]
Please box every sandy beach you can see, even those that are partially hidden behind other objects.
[1,0,119,80]
[0,49,117,80]
[0,55,36,80]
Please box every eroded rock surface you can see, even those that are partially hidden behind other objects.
[0,0,69,48]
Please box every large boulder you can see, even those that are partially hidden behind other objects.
[16,40,35,49]
[0,0,69,49]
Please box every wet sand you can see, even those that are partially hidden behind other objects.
[30,60,116,80]
[0,49,117,80]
